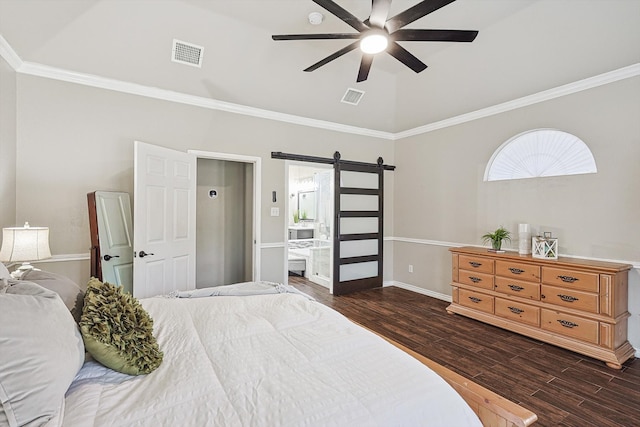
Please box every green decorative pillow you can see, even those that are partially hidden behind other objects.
[79,277,163,375]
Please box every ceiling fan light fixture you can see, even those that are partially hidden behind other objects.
[308,12,324,25]
[360,31,388,54]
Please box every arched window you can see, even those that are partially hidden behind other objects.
[484,129,597,181]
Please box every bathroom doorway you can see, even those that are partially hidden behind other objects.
[286,163,333,291]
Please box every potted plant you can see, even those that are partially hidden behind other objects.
[482,226,511,252]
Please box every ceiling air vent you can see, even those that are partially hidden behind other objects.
[341,88,365,106]
[172,39,204,68]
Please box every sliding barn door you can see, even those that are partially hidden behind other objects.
[333,161,384,295]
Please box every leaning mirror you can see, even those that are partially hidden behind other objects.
[87,191,134,293]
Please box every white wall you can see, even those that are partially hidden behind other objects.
[7,57,637,353]
[393,76,640,352]
[0,56,16,228]
[12,74,394,287]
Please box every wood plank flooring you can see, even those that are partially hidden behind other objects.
[289,277,640,427]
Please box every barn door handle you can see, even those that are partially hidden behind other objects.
[138,251,154,258]
[103,254,120,261]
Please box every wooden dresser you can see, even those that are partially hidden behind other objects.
[447,246,634,369]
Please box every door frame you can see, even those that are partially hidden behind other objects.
[274,151,394,295]
[284,161,334,293]
[189,150,261,282]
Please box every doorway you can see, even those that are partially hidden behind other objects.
[196,158,253,287]
[133,142,260,298]
[286,163,333,291]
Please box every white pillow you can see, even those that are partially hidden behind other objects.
[0,281,84,426]
[0,263,10,280]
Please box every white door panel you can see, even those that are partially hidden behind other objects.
[134,141,196,299]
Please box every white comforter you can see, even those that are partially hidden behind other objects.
[63,288,482,426]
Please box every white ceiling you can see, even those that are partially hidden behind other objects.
[1,0,638,133]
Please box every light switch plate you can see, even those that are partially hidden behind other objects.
[270,207,279,216]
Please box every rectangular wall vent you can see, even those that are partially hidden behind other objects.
[172,39,204,68]
[341,88,365,105]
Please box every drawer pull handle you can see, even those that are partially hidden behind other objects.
[557,275,579,283]
[508,306,524,314]
[468,296,482,303]
[557,294,579,302]
[557,319,579,328]
[508,284,524,292]
[469,261,482,268]
[469,276,482,283]
[509,267,525,274]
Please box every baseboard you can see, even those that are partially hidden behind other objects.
[386,280,452,303]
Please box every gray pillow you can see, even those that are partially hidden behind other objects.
[0,263,10,280]
[19,269,85,323]
[0,281,85,427]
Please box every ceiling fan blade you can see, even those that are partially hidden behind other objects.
[357,54,374,82]
[312,0,369,32]
[392,29,478,42]
[369,0,392,29]
[386,42,428,73]
[272,33,361,41]
[304,41,360,72]
[386,0,457,33]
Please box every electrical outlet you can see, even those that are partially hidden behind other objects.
[408,265,413,273]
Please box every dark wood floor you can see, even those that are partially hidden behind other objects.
[289,276,640,427]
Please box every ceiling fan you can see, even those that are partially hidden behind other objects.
[272,0,478,82]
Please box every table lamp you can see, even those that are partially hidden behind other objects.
[0,222,52,278]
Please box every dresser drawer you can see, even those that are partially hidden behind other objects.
[459,288,494,314]
[495,276,540,300]
[495,298,540,326]
[496,260,540,282]
[458,270,494,290]
[541,309,598,344]
[459,255,494,274]
[541,285,599,314]
[542,267,599,292]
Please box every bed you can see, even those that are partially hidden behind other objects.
[0,274,537,427]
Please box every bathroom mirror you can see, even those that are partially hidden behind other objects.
[298,191,316,220]
[87,191,134,293]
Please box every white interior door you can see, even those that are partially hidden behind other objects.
[95,191,133,293]
[133,141,196,298]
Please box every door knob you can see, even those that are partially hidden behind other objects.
[138,250,154,258]
[103,254,120,261]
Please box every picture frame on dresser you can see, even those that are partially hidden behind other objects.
[447,246,634,369]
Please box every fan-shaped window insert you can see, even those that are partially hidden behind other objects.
[484,129,597,181]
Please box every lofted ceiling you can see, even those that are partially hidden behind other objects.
[1,0,639,133]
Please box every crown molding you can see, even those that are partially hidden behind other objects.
[16,61,395,140]
[0,34,22,70]
[1,34,637,141]
[396,63,640,139]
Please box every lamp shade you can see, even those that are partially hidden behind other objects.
[0,222,52,263]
